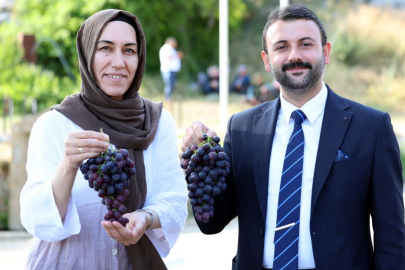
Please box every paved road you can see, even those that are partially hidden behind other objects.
[0,218,238,270]
[2,192,404,269]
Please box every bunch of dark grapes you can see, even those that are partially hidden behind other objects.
[80,148,135,227]
[181,134,230,223]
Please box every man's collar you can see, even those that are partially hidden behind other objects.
[280,82,328,124]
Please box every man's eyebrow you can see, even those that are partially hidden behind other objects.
[299,37,316,42]
[97,40,137,46]
[273,40,288,47]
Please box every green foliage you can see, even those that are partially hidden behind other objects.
[12,0,246,79]
[0,0,247,116]
[0,211,7,230]
[0,21,77,112]
[0,192,8,230]
[0,12,78,113]
[330,5,405,71]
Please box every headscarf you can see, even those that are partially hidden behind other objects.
[51,9,166,270]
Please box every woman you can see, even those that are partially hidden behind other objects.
[20,9,188,270]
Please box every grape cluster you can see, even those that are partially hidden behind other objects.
[80,148,135,227]
[181,135,230,223]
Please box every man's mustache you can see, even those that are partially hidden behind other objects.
[282,61,312,72]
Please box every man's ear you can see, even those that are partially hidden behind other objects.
[261,51,272,72]
[323,42,332,65]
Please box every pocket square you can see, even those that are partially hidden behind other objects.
[335,150,349,161]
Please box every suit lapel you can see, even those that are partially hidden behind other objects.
[253,99,280,222]
[311,87,353,214]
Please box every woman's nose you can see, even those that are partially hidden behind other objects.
[111,51,125,69]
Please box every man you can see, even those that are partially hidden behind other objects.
[230,64,251,95]
[182,5,405,270]
[159,37,183,111]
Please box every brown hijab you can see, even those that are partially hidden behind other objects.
[52,9,166,270]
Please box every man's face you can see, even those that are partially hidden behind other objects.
[261,19,331,94]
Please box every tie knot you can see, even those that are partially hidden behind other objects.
[291,110,307,125]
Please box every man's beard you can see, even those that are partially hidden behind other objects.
[270,55,325,97]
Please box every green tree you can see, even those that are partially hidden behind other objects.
[13,0,247,78]
[1,0,246,115]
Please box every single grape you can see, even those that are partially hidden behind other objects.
[212,136,220,143]
[107,210,114,218]
[118,149,129,158]
[90,164,98,172]
[118,204,126,213]
[115,153,123,161]
[114,211,122,219]
[96,157,104,165]
[107,185,115,196]
[105,198,113,205]
[195,188,204,197]
[203,185,212,194]
[195,213,203,222]
[98,189,106,198]
[112,199,120,209]
[116,195,125,204]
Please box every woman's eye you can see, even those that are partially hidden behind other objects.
[125,48,136,54]
[99,46,111,52]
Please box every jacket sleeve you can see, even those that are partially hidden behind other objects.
[371,112,405,268]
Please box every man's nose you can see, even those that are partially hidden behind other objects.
[288,47,302,62]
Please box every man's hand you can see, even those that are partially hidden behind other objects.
[181,121,217,152]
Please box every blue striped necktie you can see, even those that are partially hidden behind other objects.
[273,109,307,270]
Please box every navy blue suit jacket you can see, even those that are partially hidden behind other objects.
[195,86,405,269]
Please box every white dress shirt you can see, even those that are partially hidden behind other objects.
[262,82,328,269]
[20,109,188,269]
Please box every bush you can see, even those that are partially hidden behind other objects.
[332,5,405,70]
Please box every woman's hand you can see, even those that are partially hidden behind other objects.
[52,130,109,220]
[181,121,217,152]
[101,210,154,246]
[63,131,109,170]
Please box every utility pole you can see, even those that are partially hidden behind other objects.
[219,0,229,130]
[280,0,289,7]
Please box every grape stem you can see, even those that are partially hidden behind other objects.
[192,133,217,155]
[100,128,110,153]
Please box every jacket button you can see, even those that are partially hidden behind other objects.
[259,229,264,237]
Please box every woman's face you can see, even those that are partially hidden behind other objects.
[92,21,139,100]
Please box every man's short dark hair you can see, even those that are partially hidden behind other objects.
[262,6,328,54]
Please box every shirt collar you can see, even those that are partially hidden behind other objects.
[280,82,328,124]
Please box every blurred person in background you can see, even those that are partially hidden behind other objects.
[230,64,251,96]
[20,9,187,270]
[247,74,280,105]
[182,5,405,270]
[199,65,220,95]
[256,79,280,104]
[159,37,184,112]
